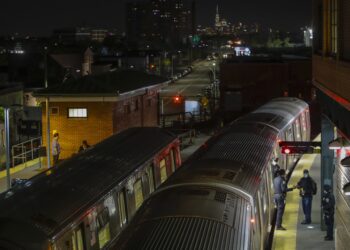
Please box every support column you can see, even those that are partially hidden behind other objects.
[321,114,335,230]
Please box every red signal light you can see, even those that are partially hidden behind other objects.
[173,95,182,104]
[282,147,291,154]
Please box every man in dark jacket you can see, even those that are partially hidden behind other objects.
[296,169,317,224]
[322,184,335,241]
[273,169,295,230]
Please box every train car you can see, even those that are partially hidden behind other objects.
[113,98,311,250]
[0,127,181,250]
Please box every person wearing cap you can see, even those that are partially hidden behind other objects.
[273,169,295,230]
[52,132,61,166]
[322,184,335,241]
[296,169,317,224]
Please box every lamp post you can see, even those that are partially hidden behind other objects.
[4,107,11,189]
[171,55,175,78]
[3,104,22,189]
[44,46,51,169]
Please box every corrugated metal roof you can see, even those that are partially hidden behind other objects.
[124,217,242,250]
[34,69,168,96]
[0,127,177,238]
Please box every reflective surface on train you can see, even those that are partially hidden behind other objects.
[113,98,310,250]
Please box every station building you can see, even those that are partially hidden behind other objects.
[34,70,169,159]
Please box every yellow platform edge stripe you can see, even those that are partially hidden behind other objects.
[0,157,43,179]
[273,154,318,250]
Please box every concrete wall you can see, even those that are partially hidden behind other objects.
[313,55,350,102]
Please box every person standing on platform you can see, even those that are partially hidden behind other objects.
[52,132,61,166]
[296,169,317,224]
[272,158,281,178]
[273,169,295,230]
[322,184,335,241]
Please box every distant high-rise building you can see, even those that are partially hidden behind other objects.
[126,0,194,49]
[215,4,220,28]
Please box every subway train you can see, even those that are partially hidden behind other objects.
[0,127,181,250]
[113,97,311,250]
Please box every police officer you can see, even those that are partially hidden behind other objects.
[296,169,317,224]
[273,169,295,230]
[272,158,281,178]
[322,184,335,241]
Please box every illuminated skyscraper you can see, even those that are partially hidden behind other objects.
[126,0,194,49]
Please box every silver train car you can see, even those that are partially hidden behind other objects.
[114,98,311,250]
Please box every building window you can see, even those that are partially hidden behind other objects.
[50,107,59,116]
[68,108,87,118]
[330,0,338,56]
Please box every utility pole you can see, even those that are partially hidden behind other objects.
[4,107,11,188]
[44,46,51,168]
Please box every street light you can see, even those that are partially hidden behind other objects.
[3,104,22,189]
[44,46,51,169]
[212,62,216,82]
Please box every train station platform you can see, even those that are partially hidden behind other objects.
[273,149,335,249]
[0,158,47,193]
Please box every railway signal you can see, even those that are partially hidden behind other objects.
[279,141,321,154]
[173,95,183,104]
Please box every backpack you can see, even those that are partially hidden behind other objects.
[312,180,317,195]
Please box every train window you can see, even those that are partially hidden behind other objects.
[146,165,155,193]
[134,179,144,210]
[118,191,127,227]
[159,159,167,183]
[285,126,293,141]
[71,227,84,250]
[294,118,301,141]
[104,195,116,216]
[170,149,176,172]
[96,208,111,249]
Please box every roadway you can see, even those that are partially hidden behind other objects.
[160,60,216,115]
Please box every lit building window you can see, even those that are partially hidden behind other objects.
[68,108,87,118]
[330,0,338,55]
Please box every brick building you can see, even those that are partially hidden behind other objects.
[220,56,312,116]
[34,70,168,159]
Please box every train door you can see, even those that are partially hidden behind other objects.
[170,149,176,173]
[257,191,265,250]
[96,208,111,249]
[159,158,168,184]
[300,112,307,140]
[118,190,127,228]
[284,126,294,169]
[54,224,85,250]
[145,164,155,194]
[133,178,144,210]
[293,118,302,142]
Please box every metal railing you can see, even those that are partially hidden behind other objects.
[11,137,42,167]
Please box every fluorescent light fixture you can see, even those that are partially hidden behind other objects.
[341,156,350,167]
[343,182,350,196]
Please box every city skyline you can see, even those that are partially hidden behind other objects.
[0,0,312,36]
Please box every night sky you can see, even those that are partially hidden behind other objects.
[0,0,311,36]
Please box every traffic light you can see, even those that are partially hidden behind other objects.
[173,95,183,104]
